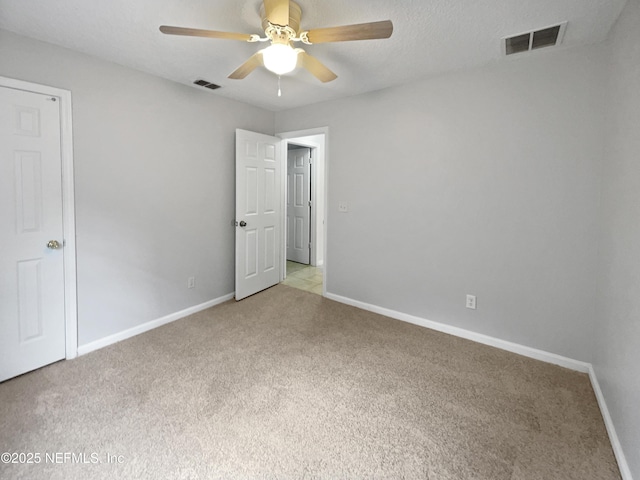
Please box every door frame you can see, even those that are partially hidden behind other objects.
[0,76,77,360]
[277,127,329,296]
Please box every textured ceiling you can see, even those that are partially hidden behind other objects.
[0,0,627,111]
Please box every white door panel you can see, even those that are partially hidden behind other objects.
[286,148,310,264]
[235,129,281,300]
[0,86,66,382]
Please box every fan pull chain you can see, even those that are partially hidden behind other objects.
[278,76,282,97]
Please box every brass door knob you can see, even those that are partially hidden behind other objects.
[239,221,247,227]
[47,240,61,249]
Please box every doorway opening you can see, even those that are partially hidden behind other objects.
[278,129,327,296]
[283,260,323,295]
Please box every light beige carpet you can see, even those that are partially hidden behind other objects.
[0,285,620,479]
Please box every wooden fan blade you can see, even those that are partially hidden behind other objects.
[298,52,337,83]
[263,0,289,27]
[305,20,393,44]
[159,25,253,42]
[228,52,264,79]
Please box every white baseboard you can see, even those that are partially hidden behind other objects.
[324,292,590,372]
[588,367,634,480]
[77,293,235,356]
[324,291,633,478]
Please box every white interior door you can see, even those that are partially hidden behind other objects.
[235,129,282,300]
[286,147,311,264]
[0,86,66,382]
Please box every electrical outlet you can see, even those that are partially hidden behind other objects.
[466,294,476,310]
[187,276,196,289]
[338,201,349,213]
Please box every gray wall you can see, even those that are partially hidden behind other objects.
[276,45,607,362]
[595,0,640,476]
[0,29,274,346]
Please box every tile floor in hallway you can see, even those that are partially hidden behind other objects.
[282,261,323,295]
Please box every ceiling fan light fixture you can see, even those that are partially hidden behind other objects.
[262,43,299,75]
[160,1,393,83]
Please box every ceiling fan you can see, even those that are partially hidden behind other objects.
[159,0,393,83]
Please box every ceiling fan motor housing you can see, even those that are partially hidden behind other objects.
[261,0,302,33]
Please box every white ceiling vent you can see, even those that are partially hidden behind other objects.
[503,22,567,56]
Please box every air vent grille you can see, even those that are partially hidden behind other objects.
[504,22,567,56]
[505,33,531,55]
[532,25,562,50]
[193,79,221,90]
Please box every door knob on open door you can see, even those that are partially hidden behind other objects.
[47,240,61,249]
[239,221,247,227]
